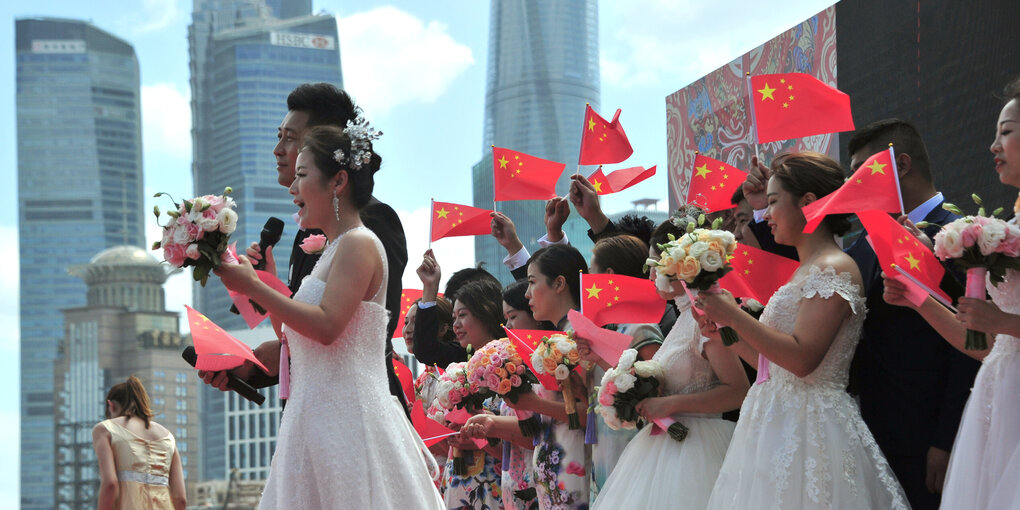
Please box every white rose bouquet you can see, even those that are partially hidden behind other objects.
[647,219,740,344]
[931,194,1020,349]
[530,333,583,429]
[152,187,236,286]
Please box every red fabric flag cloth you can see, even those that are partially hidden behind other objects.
[686,154,749,213]
[719,243,799,305]
[750,72,855,144]
[430,200,493,242]
[567,309,632,367]
[579,105,634,165]
[410,399,455,447]
[801,147,903,234]
[391,357,416,404]
[580,273,666,326]
[185,305,270,373]
[492,146,565,201]
[506,329,561,391]
[587,165,656,195]
[857,210,952,305]
[392,289,445,339]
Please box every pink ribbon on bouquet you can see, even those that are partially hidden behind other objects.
[755,353,771,384]
[649,416,676,436]
[279,333,291,400]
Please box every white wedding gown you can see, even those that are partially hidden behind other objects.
[707,266,908,510]
[939,269,1020,509]
[259,227,443,509]
[592,297,735,509]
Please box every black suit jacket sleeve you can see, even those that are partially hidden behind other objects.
[511,265,528,281]
[360,197,409,345]
[412,305,467,367]
[587,219,620,244]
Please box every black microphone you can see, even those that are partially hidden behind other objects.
[182,346,266,405]
[230,217,285,315]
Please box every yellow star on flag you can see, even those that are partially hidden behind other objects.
[904,252,921,271]
[591,179,603,193]
[436,208,449,219]
[497,155,508,169]
[695,163,712,179]
[588,117,596,131]
[586,283,603,299]
[867,160,887,175]
[758,82,776,101]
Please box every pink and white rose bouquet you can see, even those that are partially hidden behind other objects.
[151,187,237,286]
[932,195,1020,349]
[466,338,541,436]
[595,349,688,442]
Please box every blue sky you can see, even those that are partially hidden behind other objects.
[0,0,836,502]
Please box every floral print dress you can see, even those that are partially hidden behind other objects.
[500,402,539,510]
[532,386,589,510]
[441,397,504,509]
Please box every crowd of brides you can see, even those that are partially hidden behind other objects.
[397,79,1020,510]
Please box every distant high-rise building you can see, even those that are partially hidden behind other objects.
[54,246,200,509]
[15,18,144,509]
[189,0,342,330]
[473,0,600,282]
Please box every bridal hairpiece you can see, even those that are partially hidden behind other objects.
[332,115,383,170]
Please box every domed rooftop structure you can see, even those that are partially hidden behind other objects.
[69,245,176,312]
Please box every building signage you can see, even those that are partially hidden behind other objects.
[269,32,335,50]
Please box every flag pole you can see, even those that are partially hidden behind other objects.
[686,151,699,205]
[745,72,762,165]
[577,102,589,177]
[887,144,906,216]
[429,198,434,250]
[579,271,584,316]
[491,145,498,211]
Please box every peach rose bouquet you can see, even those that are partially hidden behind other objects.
[466,338,542,436]
[530,333,583,429]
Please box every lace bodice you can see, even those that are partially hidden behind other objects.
[986,269,1020,357]
[759,266,866,389]
[652,296,719,397]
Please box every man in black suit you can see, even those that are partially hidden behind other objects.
[845,119,979,509]
[203,83,409,412]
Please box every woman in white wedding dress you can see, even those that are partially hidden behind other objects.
[217,123,443,509]
[590,219,748,509]
[696,152,908,509]
[883,82,1020,510]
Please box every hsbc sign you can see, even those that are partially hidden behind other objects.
[269,32,336,50]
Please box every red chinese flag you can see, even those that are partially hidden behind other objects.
[580,273,666,326]
[392,289,422,339]
[750,73,855,144]
[857,210,951,304]
[505,329,560,391]
[430,200,493,242]
[410,399,455,447]
[186,305,269,373]
[587,165,656,195]
[719,243,799,305]
[391,357,416,404]
[686,154,748,213]
[492,147,565,201]
[801,147,903,233]
[579,105,634,165]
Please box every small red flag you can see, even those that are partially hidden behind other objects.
[505,329,560,391]
[492,147,565,201]
[392,289,423,339]
[430,200,493,242]
[719,243,799,305]
[580,273,666,326]
[587,165,656,195]
[185,305,269,373]
[686,154,749,213]
[579,105,634,165]
[802,147,903,234]
[857,210,951,305]
[410,399,455,447]
[391,357,416,404]
[750,73,855,144]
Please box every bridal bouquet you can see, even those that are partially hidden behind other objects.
[433,361,487,475]
[466,338,542,436]
[648,223,739,344]
[151,187,237,286]
[531,333,583,429]
[932,195,1020,349]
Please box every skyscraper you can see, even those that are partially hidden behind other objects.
[473,0,600,282]
[189,0,342,330]
[15,18,144,509]
[55,246,200,509]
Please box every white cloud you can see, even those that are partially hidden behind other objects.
[337,7,475,117]
[395,206,477,293]
[141,83,192,160]
[118,0,182,35]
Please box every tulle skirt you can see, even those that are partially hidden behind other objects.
[940,338,1020,510]
[592,415,734,509]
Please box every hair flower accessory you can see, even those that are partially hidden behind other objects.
[334,115,383,170]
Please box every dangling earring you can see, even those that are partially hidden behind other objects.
[333,195,341,222]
